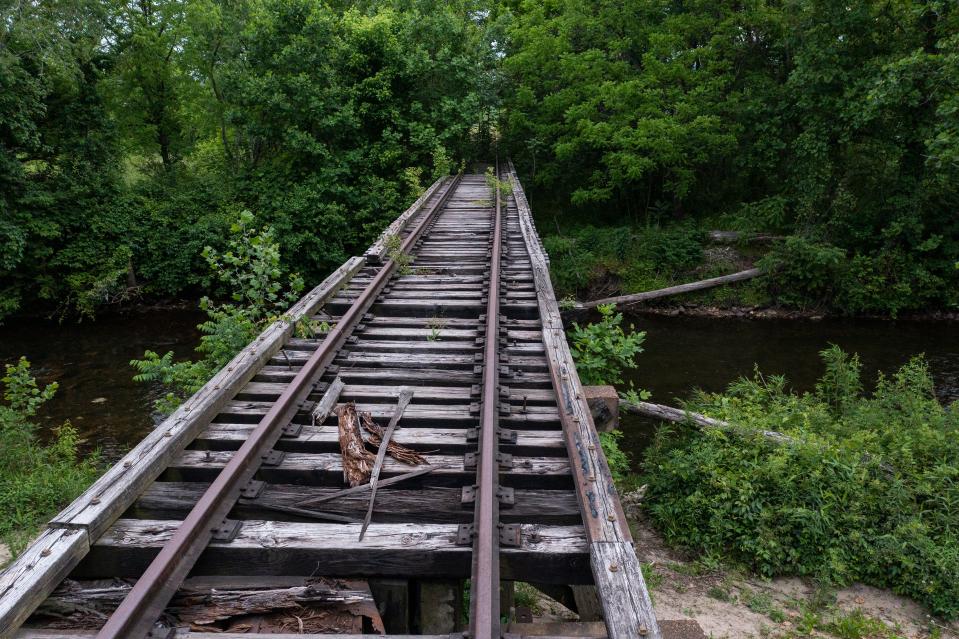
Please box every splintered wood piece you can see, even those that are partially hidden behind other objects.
[246,500,361,524]
[360,388,413,541]
[337,402,375,487]
[312,376,344,425]
[361,413,427,465]
[35,577,383,631]
[293,464,446,509]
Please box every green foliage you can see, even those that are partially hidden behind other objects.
[0,358,100,555]
[504,0,959,315]
[643,347,959,618]
[825,610,897,639]
[385,234,414,276]
[1,0,496,321]
[222,1,497,281]
[758,237,847,310]
[0,0,125,320]
[484,167,513,197]
[760,237,950,315]
[4,0,956,321]
[598,430,631,487]
[543,225,704,298]
[568,304,644,386]
[132,211,302,413]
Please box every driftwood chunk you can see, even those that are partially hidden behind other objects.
[337,403,375,486]
[33,577,384,633]
[362,413,427,466]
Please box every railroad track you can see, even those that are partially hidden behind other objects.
[0,162,660,639]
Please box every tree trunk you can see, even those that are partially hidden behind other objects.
[622,400,790,443]
[571,268,763,312]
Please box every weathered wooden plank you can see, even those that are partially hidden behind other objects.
[310,375,343,425]
[215,400,560,424]
[508,161,662,639]
[132,483,582,525]
[32,576,377,628]
[241,382,474,402]
[357,327,479,339]
[197,422,565,455]
[259,366,490,386]
[166,451,572,488]
[18,632,454,639]
[589,542,659,639]
[331,352,547,371]
[75,521,590,584]
[0,528,88,635]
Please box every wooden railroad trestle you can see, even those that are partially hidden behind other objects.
[0,163,660,639]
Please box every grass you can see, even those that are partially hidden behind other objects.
[0,358,101,556]
[514,582,541,614]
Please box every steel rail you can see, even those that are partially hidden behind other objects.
[469,160,504,639]
[95,175,461,639]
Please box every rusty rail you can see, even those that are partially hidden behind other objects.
[468,159,505,638]
[95,176,461,639]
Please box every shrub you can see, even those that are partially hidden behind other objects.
[132,211,303,413]
[567,303,650,487]
[543,224,705,298]
[758,236,846,309]
[0,358,101,555]
[568,303,645,386]
[599,430,632,486]
[643,346,959,618]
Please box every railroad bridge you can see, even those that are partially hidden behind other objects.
[0,164,669,639]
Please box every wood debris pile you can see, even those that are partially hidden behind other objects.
[336,401,424,487]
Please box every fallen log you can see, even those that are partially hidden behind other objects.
[622,400,790,443]
[337,402,375,486]
[708,230,785,244]
[623,399,897,477]
[572,267,763,311]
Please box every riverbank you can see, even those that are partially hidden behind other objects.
[622,303,959,322]
[0,307,203,459]
[626,508,959,639]
[542,220,958,320]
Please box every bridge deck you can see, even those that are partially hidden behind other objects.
[0,165,659,639]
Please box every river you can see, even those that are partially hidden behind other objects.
[0,309,203,459]
[1,309,956,464]
[620,314,959,460]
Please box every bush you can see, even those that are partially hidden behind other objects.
[132,211,303,413]
[568,304,645,386]
[544,224,705,298]
[760,237,957,315]
[758,236,846,309]
[643,346,959,618]
[0,358,101,555]
[599,430,632,487]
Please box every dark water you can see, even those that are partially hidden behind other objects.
[0,309,203,459]
[1,308,957,466]
[619,315,959,463]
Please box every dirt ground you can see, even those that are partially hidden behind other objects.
[630,513,959,639]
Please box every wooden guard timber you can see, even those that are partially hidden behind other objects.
[0,162,661,639]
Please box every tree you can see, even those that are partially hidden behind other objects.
[106,0,190,170]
